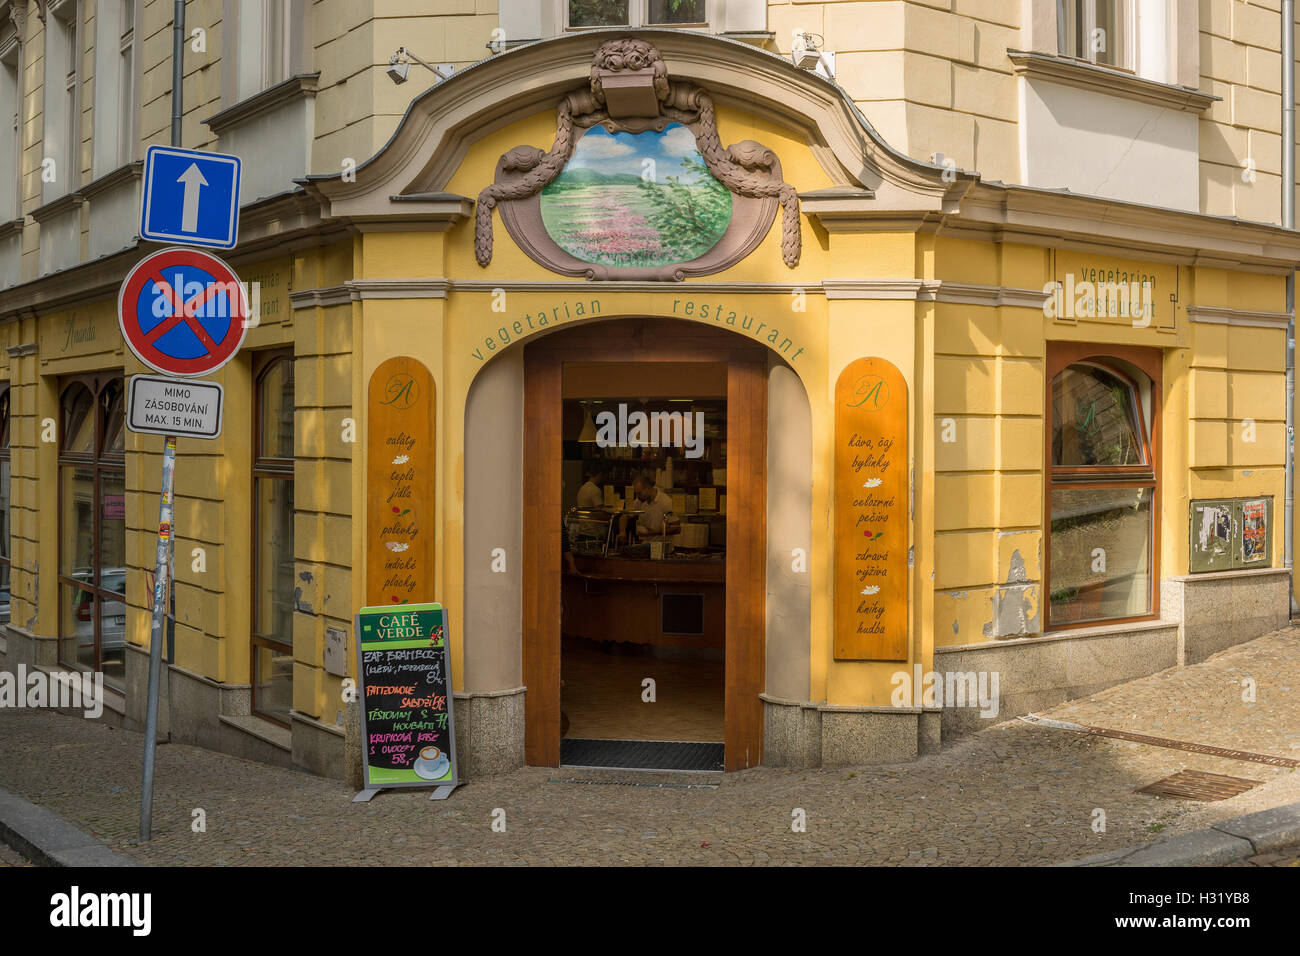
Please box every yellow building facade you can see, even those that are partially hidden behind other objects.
[2,9,1298,777]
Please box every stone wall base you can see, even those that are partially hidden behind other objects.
[3,625,58,669]
[124,641,167,736]
[1162,568,1291,665]
[452,686,527,779]
[291,710,345,779]
[761,696,943,767]
[936,619,1180,739]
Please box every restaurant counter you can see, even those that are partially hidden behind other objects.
[563,552,725,649]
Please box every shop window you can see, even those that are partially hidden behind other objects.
[568,0,707,28]
[1058,0,1133,71]
[252,351,294,726]
[1045,346,1160,629]
[0,384,10,625]
[57,375,127,688]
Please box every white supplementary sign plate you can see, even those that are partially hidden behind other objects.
[127,375,224,439]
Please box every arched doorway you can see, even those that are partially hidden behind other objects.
[522,318,768,770]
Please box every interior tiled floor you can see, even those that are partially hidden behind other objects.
[560,638,724,742]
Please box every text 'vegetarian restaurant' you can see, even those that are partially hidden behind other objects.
[4,29,1297,778]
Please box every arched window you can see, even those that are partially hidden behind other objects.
[252,351,294,725]
[57,375,127,686]
[1046,345,1160,629]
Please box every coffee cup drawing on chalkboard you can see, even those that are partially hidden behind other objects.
[413,745,450,780]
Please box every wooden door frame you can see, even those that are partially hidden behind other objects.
[521,319,767,770]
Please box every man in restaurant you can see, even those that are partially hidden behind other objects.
[628,473,680,539]
[576,467,606,509]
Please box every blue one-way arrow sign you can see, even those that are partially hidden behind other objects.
[140,145,241,249]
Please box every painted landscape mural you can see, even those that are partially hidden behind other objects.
[540,123,732,268]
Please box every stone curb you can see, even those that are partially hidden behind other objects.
[1058,800,1300,867]
[0,787,137,867]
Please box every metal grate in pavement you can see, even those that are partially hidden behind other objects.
[1138,769,1263,802]
[1081,727,1300,768]
[560,738,725,772]
[1020,714,1300,768]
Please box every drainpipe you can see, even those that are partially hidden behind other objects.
[1285,0,1297,615]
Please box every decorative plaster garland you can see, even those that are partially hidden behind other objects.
[474,37,801,273]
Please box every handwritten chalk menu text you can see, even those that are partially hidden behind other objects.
[366,357,436,606]
[356,603,458,788]
[834,357,908,661]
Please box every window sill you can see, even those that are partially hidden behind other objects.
[1166,566,1289,584]
[204,72,321,138]
[29,191,85,225]
[937,616,1176,654]
[565,23,710,32]
[1007,49,1218,114]
[79,161,143,200]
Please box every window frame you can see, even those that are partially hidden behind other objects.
[1058,0,1137,73]
[262,0,291,89]
[0,382,11,626]
[43,0,82,198]
[56,372,127,683]
[118,0,136,167]
[250,349,295,726]
[0,23,21,223]
[565,0,710,31]
[1043,342,1162,631]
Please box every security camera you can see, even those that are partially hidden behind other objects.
[791,30,822,70]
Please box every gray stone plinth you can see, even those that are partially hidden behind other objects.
[760,695,821,767]
[1162,568,1291,664]
[935,619,1179,739]
[452,686,526,780]
[819,706,920,765]
[291,710,345,779]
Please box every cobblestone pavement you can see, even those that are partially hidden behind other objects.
[1226,842,1300,867]
[0,842,30,866]
[0,623,1297,866]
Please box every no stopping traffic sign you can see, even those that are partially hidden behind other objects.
[118,247,249,377]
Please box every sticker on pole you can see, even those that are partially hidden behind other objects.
[118,247,249,377]
[127,375,224,439]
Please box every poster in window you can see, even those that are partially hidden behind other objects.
[1241,499,1268,564]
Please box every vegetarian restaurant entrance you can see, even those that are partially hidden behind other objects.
[524,320,768,771]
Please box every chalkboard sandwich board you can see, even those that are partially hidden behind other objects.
[354,603,459,800]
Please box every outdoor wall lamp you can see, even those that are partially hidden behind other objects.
[387,47,455,85]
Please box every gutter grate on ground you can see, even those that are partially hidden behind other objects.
[1082,727,1300,768]
[1020,714,1300,768]
[1138,769,1263,802]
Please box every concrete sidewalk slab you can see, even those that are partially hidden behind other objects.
[0,787,137,867]
[1061,800,1300,866]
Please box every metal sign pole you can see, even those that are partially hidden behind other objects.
[140,0,186,843]
[140,437,177,840]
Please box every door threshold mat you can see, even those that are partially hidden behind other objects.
[560,738,725,772]
[548,776,719,790]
